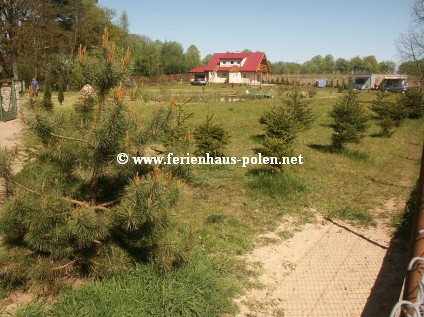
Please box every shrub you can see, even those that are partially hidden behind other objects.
[400,87,424,118]
[330,88,370,148]
[193,115,231,157]
[42,77,53,110]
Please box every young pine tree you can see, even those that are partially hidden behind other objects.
[400,87,424,119]
[193,114,231,157]
[371,91,410,137]
[0,30,187,291]
[57,77,64,105]
[330,88,370,148]
[42,77,53,110]
[258,85,315,168]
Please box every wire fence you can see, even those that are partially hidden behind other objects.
[391,257,424,317]
[391,144,424,317]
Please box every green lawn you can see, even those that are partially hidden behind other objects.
[8,86,424,316]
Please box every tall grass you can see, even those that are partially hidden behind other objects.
[247,172,308,201]
[14,250,240,317]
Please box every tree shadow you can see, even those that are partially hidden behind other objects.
[360,182,418,317]
[370,131,393,138]
[249,134,265,143]
[308,144,370,162]
[245,166,276,176]
[369,132,385,138]
[308,144,336,153]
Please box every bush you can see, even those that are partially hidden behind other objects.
[193,115,231,157]
[42,77,53,110]
[330,88,370,148]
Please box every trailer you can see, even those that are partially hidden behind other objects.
[351,74,408,92]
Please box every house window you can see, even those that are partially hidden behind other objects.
[231,61,234,64]
[243,73,246,78]
[223,61,226,64]
[222,73,227,77]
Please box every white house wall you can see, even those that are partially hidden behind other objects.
[229,72,242,84]
[206,71,262,85]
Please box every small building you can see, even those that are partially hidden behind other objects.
[188,52,271,85]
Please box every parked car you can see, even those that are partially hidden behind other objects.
[382,79,408,93]
[191,78,207,86]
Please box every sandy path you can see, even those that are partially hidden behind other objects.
[0,119,23,200]
[0,120,23,148]
[235,215,407,317]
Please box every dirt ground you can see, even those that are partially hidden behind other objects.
[0,119,23,198]
[234,210,408,317]
[0,119,22,148]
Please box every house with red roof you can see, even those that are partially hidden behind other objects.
[188,52,271,85]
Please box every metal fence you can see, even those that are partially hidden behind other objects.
[391,144,424,317]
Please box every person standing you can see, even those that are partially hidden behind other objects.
[31,77,39,98]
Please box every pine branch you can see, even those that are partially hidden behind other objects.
[50,132,95,147]
[11,180,110,211]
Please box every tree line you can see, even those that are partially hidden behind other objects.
[1,0,418,85]
[270,55,397,75]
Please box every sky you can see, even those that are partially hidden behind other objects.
[97,0,414,64]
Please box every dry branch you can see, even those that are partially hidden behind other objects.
[11,180,110,211]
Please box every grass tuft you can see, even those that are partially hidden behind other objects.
[328,207,376,227]
[247,172,308,201]
[205,212,227,225]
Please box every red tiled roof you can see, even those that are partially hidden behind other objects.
[188,52,267,73]
[188,66,208,73]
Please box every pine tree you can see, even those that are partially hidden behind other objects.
[57,77,64,105]
[372,91,410,137]
[193,115,231,157]
[42,77,53,110]
[0,30,187,291]
[77,28,130,114]
[400,87,424,118]
[258,84,315,169]
[330,88,370,148]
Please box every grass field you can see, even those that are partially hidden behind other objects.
[6,84,424,316]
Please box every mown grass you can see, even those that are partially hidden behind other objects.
[5,86,424,315]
